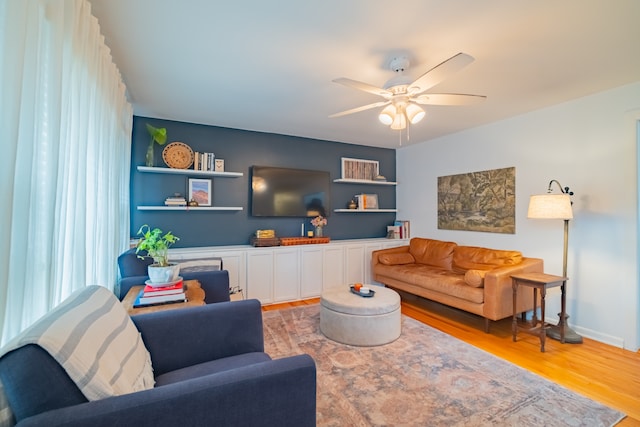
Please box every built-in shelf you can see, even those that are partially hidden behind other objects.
[137,166,243,177]
[333,178,397,185]
[137,206,243,211]
[334,208,397,213]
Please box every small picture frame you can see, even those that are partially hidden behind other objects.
[214,158,225,172]
[188,178,212,206]
[341,157,379,181]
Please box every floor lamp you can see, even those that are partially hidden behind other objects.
[527,180,583,344]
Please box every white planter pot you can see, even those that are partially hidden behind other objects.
[148,263,181,284]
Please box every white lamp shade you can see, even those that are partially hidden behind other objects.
[527,194,573,219]
[406,103,425,124]
[378,105,395,125]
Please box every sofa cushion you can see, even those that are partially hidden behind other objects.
[378,252,415,265]
[452,246,523,273]
[464,269,487,288]
[409,238,457,270]
[374,264,484,304]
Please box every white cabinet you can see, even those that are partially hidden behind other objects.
[273,248,300,302]
[246,247,299,303]
[344,244,365,285]
[169,246,246,293]
[322,246,345,291]
[300,247,324,298]
[171,239,409,305]
[246,250,274,303]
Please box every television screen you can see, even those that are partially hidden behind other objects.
[251,166,331,217]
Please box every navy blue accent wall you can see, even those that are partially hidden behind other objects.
[131,116,396,247]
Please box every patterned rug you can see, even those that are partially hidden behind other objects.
[262,304,625,427]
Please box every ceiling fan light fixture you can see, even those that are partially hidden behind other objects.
[406,103,425,124]
[378,105,395,125]
[390,111,407,130]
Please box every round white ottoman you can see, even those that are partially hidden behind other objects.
[320,285,401,346]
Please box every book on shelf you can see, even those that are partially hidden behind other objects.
[387,220,410,239]
[394,220,410,239]
[133,289,186,307]
[165,195,187,206]
[194,152,215,171]
[142,280,185,297]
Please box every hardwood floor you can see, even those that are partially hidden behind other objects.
[263,293,640,426]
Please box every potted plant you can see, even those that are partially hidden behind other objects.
[145,123,168,167]
[135,224,181,284]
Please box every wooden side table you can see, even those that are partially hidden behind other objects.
[511,272,568,352]
[122,279,205,315]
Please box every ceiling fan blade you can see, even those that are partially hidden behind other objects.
[412,93,486,106]
[332,78,392,98]
[407,52,475,95]
[329,100,391,118]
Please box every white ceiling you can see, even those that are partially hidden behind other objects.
[88,0,640,149]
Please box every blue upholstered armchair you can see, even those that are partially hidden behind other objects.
[117,248,230,304]
[0,287,317,427]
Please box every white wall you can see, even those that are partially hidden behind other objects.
[397,82,640,351]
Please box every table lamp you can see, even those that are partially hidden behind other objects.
[527,180,583,344]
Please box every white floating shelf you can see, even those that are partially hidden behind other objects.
[333,178,397,185]
[137,206,243,211]
[334,209,397,213]
[137,166,243,177]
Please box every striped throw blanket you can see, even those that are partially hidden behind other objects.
[0,286,155,426]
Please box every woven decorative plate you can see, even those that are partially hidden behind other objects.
[162,142,194,169]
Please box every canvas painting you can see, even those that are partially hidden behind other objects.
[437,166,515,234]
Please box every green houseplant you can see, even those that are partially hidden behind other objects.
[135,224,180,283]
[145,123,168,167]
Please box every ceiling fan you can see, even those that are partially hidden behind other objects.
[329,52,486,130]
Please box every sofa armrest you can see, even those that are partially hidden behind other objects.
[483,257,544,321]
[17,355,317,427]
[131,299,264,376]
[371,245,410,268]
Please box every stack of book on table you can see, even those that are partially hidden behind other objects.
[133,279,186,307]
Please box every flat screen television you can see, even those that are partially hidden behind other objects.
[251,166,331,217]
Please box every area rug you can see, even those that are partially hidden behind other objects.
[262,304,625,427]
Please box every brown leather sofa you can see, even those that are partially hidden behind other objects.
[371,237,543,332]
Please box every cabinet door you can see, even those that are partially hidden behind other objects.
[322,246,344,290]
[344,244,365,285]
[246,250,274,303]
[300,246,324,298]
[364,243,384,285]
[273,248,300,302]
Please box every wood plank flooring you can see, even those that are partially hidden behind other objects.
[263,293,640,426]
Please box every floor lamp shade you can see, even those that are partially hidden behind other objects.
[527,194,573,220]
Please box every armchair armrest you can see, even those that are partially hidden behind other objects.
[18,354,317,427]
[131,299,264,376]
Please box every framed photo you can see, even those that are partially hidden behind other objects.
[188,178,212,206]
[341,157,379,180]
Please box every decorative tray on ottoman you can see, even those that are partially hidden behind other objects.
[349,285,375,298]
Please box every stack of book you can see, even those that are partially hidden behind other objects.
[165,195,187,206]
[387,220,410,239]
[133,280,186,307]
[193,152,216,171]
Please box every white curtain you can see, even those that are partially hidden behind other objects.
[0,0,132,346]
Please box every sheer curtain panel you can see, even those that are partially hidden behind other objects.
[0,0,132,346]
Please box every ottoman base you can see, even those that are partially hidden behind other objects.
[320,306,401,346]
